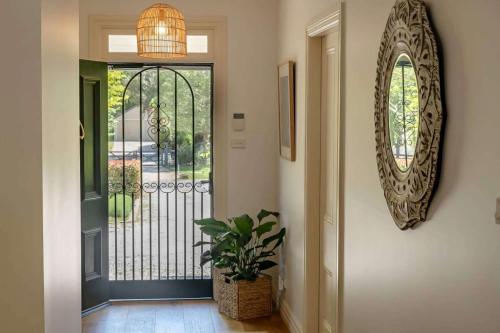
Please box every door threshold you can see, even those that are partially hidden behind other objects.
[82,298,213,318]
[110,297,213,302]
[81,301,111,317]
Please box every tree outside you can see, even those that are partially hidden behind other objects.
[108,67,212,181]
[388,56,419,171]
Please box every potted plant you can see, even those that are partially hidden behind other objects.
[194,209,285,320]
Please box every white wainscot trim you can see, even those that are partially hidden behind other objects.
[280,300,303,333]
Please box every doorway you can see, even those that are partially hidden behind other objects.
[303,8,342,333]
[318,30,340,333]
[108,64,214,298]
[80,62,215,312]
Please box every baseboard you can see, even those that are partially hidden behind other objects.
[280,300,303,333]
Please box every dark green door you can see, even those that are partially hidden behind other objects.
[80,60,110,311]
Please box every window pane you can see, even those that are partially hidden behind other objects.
[108,34,209,54]
[108,35,137,53]
[187,35,208,53]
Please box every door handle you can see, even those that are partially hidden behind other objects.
[80,121,85,140]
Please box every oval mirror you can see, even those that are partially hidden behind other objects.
[375,0,444,229]
[388,53,420,171]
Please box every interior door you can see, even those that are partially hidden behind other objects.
[80,59,110,311]
[319,31,340,333]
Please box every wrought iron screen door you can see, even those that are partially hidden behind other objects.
[108,64,213,299]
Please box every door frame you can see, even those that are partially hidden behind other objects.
[105,63,215,299]
[303,7,342,333]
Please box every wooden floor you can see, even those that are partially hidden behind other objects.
[82,300,289,333]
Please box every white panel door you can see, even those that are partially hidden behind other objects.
[319,31,340,333]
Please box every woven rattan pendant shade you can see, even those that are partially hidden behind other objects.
[136,3,187,59]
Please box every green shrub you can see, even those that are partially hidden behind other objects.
[108,194,133,219]
[176,131,193,166]
[108,159,140,190]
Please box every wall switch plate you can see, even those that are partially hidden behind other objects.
[231,138,246,149]
[232,113,245,131]
[496,198,500,224]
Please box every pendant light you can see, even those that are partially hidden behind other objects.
[136,3,187,59]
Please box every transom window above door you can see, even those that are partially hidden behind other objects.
[89,16,216,62]
[108,34,209,54]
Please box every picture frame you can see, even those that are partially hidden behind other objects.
[278,61,296,161]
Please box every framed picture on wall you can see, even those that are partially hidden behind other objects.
[278,61,296,161]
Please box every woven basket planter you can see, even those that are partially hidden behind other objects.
[217,273,272,320]
[213,267,226,301]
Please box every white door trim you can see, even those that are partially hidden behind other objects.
[303,7,342,333]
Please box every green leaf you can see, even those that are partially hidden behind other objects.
[214,255,237,269]
[196,219,230,234]
[193,241,214,247]
[194,218,226,228]
[200,224,229,237]
[237,234,252,247]
[238,269,257,281]
[270,228,286,250]
[262,228,286,249]
[212,238,233,254]
[256,250,276,259]
[219,230,239,240]
[254,221,276,237]
[257,209,280,222]
[200,250,212,266]
[245,247,258,255]
[219,255,238,264]
[233,214,254,236]
[258,260,277,271]
[214,261,231,269]
[249,250,276,266]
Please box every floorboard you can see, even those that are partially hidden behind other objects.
[82,300,289,333]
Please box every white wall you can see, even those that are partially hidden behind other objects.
[41,0,81,331]
[278,0,500,332]
[277,0,339,328]
[342,0,500,332]
[0,1,45,331]
[79,0,279,218]
[0,0,80,332]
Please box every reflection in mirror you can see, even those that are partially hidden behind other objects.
[388,53,419,171]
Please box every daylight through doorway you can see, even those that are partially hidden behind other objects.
[107,65,213,289]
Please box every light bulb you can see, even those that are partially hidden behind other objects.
[157,25,166,35]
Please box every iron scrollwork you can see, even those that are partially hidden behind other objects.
[374,0,444,230]
[147,102,171,151]
[109,181,212,195]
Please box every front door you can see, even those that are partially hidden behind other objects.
[319,31,340,333]
[80,62,214,308]
[80,59,110,311]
